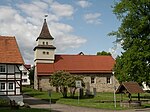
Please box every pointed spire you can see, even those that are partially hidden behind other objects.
[37,18,53,41]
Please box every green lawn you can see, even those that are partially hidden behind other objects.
[0,108,55,112]
[22,87,150,110]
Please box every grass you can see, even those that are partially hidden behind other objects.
[22,87,150,110]
[0,108,55,112]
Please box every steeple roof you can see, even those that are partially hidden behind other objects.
[37,19,53,41]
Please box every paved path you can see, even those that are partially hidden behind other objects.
[23,95,150,112]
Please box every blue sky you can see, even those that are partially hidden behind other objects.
[0,0,122,64]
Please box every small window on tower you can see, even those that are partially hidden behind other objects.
[46,42,48,45]
[43,51,45,54]
[43,42,45,45]
[47,52,49,55]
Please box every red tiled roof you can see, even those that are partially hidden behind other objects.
[37,55,115,76]
[0,36,24,64]
[24,64,31,70]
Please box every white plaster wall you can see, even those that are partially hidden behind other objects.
[37,39,53,45]
[22,65,30,86]
[8,65,14,73]
[0,74,6,79]
[36,49,54,59]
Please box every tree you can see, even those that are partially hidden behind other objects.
[110,0,150,85]
[68,75,85,98]
[49,71,84,98]
[29,66,34,85]
[97,51,111,56]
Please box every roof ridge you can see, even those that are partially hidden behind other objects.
[0,35,15,38]
[55,54,112,57]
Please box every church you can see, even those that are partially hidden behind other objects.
[34,19,119,92]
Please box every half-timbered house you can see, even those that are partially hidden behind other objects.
[0,36,24,103]
[21,65,31,86]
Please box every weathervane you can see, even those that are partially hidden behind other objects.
[45,14,48,19]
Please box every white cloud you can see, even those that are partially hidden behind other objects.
[16,2,48,23]
[0,6,17,20]
[50,22,73,33]
[32,1,48,9]
[41,0,53,4]
[51,2,74,18]
[50,22,86,52]
[0,6,38,64]
[77,0,92,8]
[54,33,87,52]
[0,1,87,64]
[84,13,101,24]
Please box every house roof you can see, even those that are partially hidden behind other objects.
[0,36,24,64]
[24,64,31,70]
[36,19,53,41]
[115,82,144,94]
[37,55,115,76]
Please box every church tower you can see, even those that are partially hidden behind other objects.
[34,18,56,64]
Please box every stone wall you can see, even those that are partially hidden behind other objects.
[34,66,38,90]
[83,74,119,92]
[38,76,52,91]
[37,73,120,93]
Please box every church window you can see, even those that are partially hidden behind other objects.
[43,42,45,45]
[107,77,111,84]
[47,52,49,54]
[46,42,48,45]
[43,51,45,54]
[91,77,95,84]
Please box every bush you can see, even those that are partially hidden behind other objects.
[145,90,150,93]
[0,99,9,107]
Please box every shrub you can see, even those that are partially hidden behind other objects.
[0,98,9,107]
[145,90,150,93]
